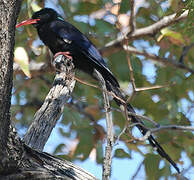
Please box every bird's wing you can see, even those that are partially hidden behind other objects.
[50,20,113,74]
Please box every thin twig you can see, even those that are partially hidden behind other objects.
[124,0,136,101]
[135,82,176,92]
[75,76,99,89]
[127,110,194,133]
[134,124,194,142]
[111,102,194,135]
[94,69,114,180]
[124,39,178,101]
[151,125,194,133]
[131,161,144,180]
[138,130,151,141]
[123,45,194,73]
[129,0,136,33]
[75,75,126,104]
[126,48,136,91]
[115,125,127,144]
[125,39,137,102]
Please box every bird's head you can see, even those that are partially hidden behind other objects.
[16,8,62,28]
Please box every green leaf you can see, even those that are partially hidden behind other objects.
[96,141,103,164]
[120,0,129,13]
[157,28,185,45]
[77,2,101,15]
[75,128,93,160]
[53,143,66,155]
[144,153,161,179]
[114,148,131,159]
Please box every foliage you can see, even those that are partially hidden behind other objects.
[14,0,194,179]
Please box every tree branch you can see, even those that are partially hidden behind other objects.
[94,70,114,180]
[123,45,194,73]
[4,54,97,179]
[101,10,189,55]
[1,126,98,179]
[126,114,194,142]
[100,10,192,73]
[151,125,194,133]
[129,0,136,33]
[131,161,144,180]
[125,39,137,102]
[137,124,194,142]
[126,110,194,133]
[24,55,76,151]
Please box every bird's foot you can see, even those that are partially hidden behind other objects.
[54,51,72,60]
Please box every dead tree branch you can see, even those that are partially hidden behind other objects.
[24,55,76,151]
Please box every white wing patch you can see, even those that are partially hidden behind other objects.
[63,38,72,44]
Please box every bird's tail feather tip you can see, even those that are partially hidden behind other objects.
[148,135,180,174]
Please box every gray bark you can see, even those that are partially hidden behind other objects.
[24,55,76,151]
[0,0,22,173]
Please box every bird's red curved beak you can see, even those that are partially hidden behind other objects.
[16,19,40,28]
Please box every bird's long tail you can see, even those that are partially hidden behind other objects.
[104,80,180,173]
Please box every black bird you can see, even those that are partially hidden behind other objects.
[16,8,180,173]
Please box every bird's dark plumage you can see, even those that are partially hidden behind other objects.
[32,8,119,89]
[20,8,180,173]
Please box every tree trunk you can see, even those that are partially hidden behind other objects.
[0,0,22,173]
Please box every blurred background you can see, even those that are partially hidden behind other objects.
[14,0,194,179]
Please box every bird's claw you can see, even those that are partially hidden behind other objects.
[54,51,72,60]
